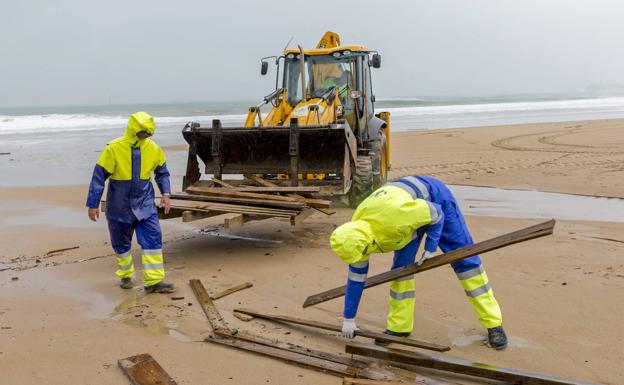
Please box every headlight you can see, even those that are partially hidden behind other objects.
[332,52,341,58]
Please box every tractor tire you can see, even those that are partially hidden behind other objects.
[372,132,388,189]
[349,155,374,208]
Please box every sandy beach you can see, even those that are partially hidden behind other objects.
[1,119,623,385]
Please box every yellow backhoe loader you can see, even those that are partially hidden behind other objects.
[182,31,390,206]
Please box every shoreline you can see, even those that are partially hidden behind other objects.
[1,118,622,384]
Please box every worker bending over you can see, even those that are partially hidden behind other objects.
[331,175,507,349]
[86,112,175,294]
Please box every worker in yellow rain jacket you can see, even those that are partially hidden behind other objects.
[86,112,175,294]
[331,176,507,349]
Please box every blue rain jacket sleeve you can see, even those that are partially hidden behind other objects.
[344,261,370,318]
[86,165,111,209]
[423,202,444,253]
[154,163,171,195]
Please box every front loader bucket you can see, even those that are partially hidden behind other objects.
[182,119,356,195]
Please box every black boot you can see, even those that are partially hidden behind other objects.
[119,278,133,289]
[375,329,411,347]
[487,326,508,350]
[145,281,176,294]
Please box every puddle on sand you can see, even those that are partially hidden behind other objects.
[111,290,195,343]
[450,185,624,223]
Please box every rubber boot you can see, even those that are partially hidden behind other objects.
[145,281,176,294]
[375,329,411,347]
[487,326,508,350]
[120,278,133,289]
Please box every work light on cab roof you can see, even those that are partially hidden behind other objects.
[181,31,389,207]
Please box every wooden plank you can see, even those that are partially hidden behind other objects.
[303,220,555,308]
[186,185,300,203]
[208,333,455,384]
[206,335,355,377]
[182,210,221,223]
[244,173,333,211]
[211,282,253,300]
[170,193,305,209]
[343,378,412,385]
[234,308,449,352]
[214,331,370,369]
[211,177,236,188]
[170,200,299,217]
[118,353,178,385]
[345,342,603,385]
[191,186,321,193]
[290,207,315,225]
[189,279,235,335]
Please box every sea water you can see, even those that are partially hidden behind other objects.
[2,95,624,187]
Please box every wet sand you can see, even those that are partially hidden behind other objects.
[1,119,623,384]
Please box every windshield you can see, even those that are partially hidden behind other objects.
[283,53,361,106]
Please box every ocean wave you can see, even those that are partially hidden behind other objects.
[0,113,247,135]
[383,96,624,117]
[3,97,624,135]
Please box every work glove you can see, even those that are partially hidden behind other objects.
[417,250,435,266]
[342,318,359,339]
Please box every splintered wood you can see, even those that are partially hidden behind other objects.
[189,279,235,336]
[118,353,177,385]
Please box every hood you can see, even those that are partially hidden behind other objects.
[125,111,156,138]
[330,220,375,264]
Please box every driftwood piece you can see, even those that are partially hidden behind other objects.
[346,341,603,385]
[188,185,321,194]
[118,353,177,385]
[304,220,556,307]
[44,246,79,256]
[189,279,235,335]
[234,308,449,352]
[211,282,253,300]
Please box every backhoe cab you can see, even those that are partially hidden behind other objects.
[182,31,390,206]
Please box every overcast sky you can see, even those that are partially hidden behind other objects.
[1,0,624,107]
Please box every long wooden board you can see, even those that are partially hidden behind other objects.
[170,200,298,218]
[170,193,305,209]
[211,186,322,193]
[346,341,603,385]
[234,308,449,352]
[207,334,455,384]
[187,185,332,208]
[189,279,234,335]
[212,331,369,369]
[303,220,555,308]
[206,335,355,377]
[118,353,178,385]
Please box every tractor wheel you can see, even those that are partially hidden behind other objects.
[372,132,388,189]
[349,155,373,208]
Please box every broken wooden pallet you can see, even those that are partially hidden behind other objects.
[304,219,556,307]
[346,341,604,385]
[186,185,331,208]
[234,308,449,352]
[244,173,336,215]
[118,353,177,385]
